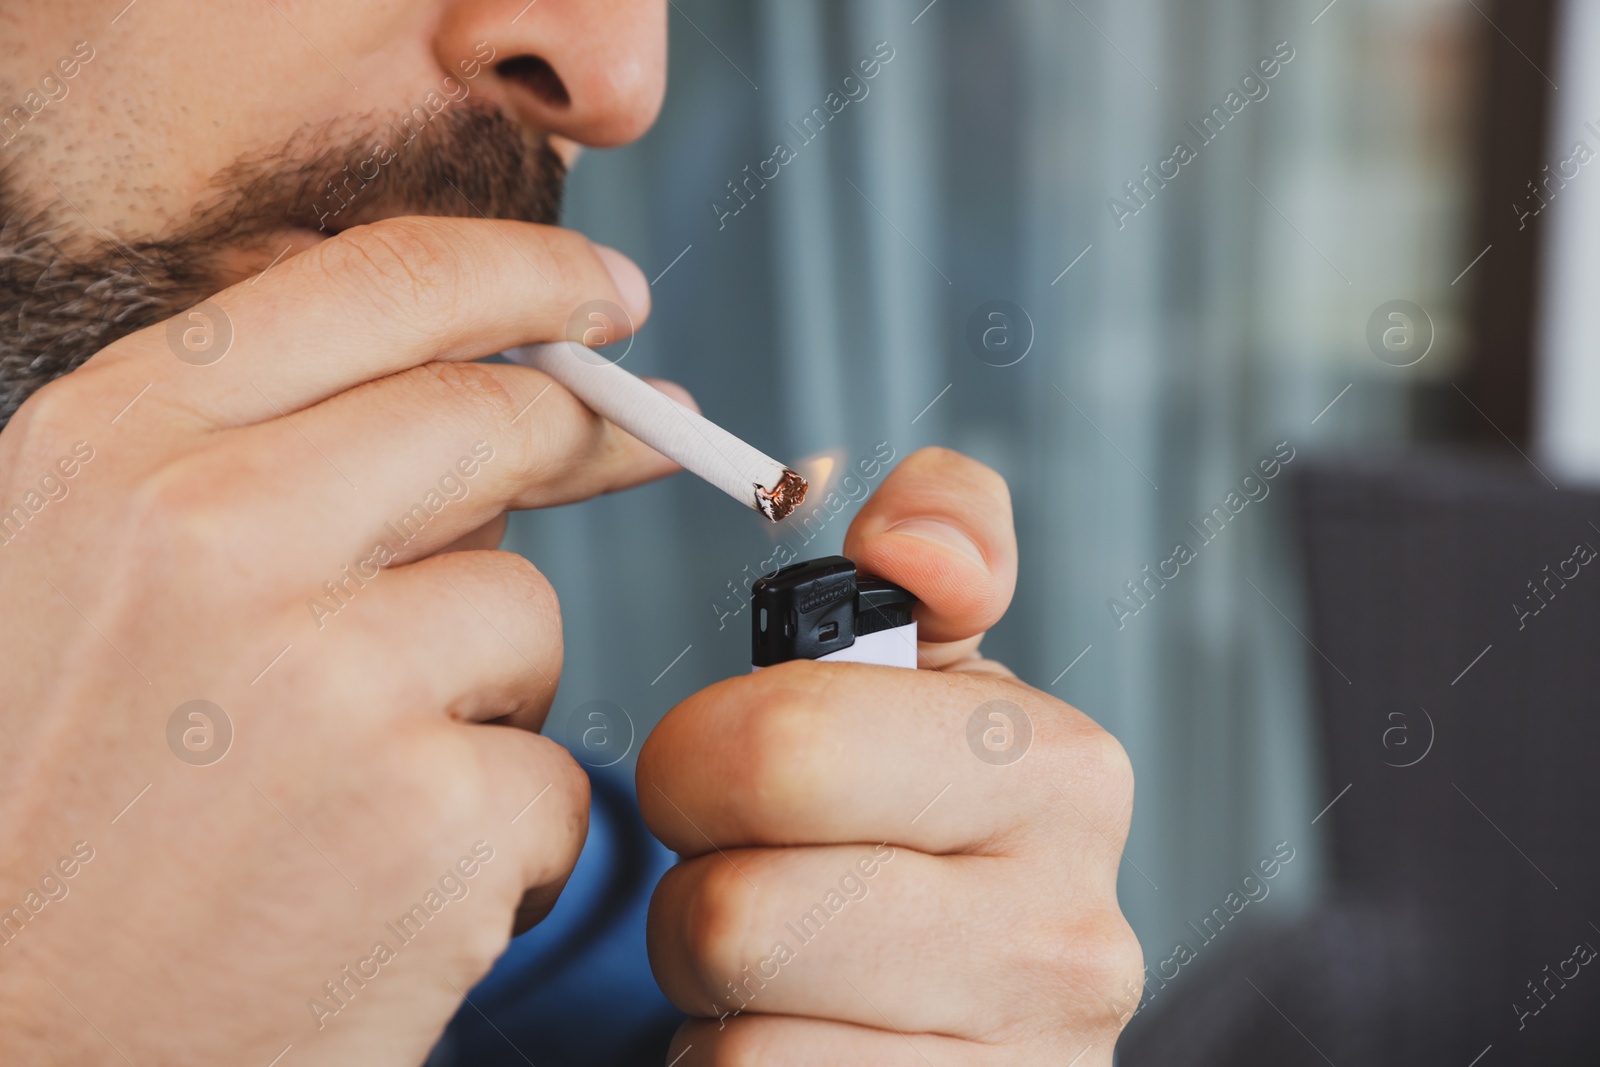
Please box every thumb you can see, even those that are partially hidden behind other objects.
[842,447,1018,668]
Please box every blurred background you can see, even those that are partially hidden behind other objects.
[435,0,1600,1063]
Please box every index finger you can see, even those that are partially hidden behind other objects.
[636,663,1126,868]
[90,216,649,429]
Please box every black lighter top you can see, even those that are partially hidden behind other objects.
[750,556,916,668]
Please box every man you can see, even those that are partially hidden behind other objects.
[0,2,1141,1063]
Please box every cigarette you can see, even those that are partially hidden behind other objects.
[506,341,808,521]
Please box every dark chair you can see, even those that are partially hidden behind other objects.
[1118,452,1600,1066]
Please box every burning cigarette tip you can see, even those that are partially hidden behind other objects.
[506,343,804,521]
[757,468,809,522]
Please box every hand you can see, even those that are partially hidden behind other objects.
[0,217,678,1065]
[638,447,1143,1064]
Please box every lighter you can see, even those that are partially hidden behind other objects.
[750,556,919,670]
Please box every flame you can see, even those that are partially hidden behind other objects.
[796,448,846,496]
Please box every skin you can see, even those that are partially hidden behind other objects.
[642,452,1144,1064]
[0,1,1142,1064]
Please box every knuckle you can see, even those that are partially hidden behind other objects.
[517,729,588,801]
[1042,711,1135,816]
[410,360,522,426]
[680,858,757,990]
[533,225,600,300]
[547,738,592,811]
[1073,912,1145,1029]
[485,552,560,618]
[720,683,828,834]
[1007,910,1143,1038]
[1080,723,1135,800]
[316,217,469,320]
[124,456,253,574]
[514,736,590,879]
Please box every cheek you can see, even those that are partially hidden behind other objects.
[29,4,411,232]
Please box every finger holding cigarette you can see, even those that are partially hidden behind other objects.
[506,341,808,521]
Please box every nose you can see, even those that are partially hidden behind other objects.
[434,0,667,147]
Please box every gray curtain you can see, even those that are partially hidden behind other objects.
[513,0,1472,975]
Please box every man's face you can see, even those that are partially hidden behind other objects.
[0,0,666,421]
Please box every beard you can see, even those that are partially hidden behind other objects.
[0,105,567,428]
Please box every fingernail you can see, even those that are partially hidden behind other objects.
[886,519,986,567]
[592,244,651,322]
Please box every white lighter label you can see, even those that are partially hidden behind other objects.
[753,621,918,671]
